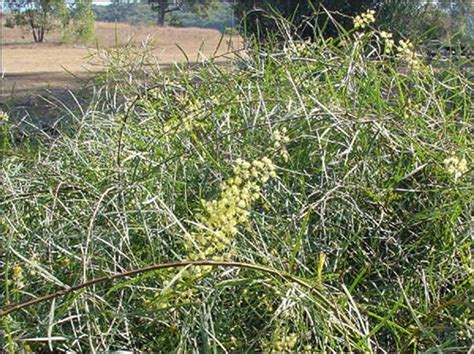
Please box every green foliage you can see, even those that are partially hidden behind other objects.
[93,3,157,25]
[4,16,16,29]
[92,1,235,31]
[235,0,377,40]
[147,0,217,26]
[235,0,469,44]
[377,0,448,41]
[1,14,472,353]
[0,111,10,161]
[7,0,69,42]
[168,2,235,31]
[6,0,95,44]
[71,0,96,43]
[438,0,474,44]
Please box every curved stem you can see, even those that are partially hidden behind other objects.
[1,260,320,317]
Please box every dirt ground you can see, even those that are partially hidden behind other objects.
[1,21,242,98]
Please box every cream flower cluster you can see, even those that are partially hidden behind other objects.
[397,39,422,70]
[146,158,277,305]
[12,265,25,289]
[145,285,197,309]
[270,333,298,352]
[354,9,376,30]
[159,96,207,143]
[272,128,290,162]
[0,110,9,122]
[187,157,277,262]
[380,31,395,54]
[284,39,315,57]
[182,98,206,132]
[444,155,469,181]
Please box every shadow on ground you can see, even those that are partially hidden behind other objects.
[0,70,101,138]
[1,71,99,98]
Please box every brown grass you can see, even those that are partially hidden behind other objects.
[1,21,242,97]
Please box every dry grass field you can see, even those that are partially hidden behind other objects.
[1,21,242,97]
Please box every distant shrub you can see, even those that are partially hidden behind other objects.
[4,16,15,29]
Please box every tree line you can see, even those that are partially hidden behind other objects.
[5,0,96,43]
[4,0,473,44]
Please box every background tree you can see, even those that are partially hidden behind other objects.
[146,0,216,26]
[92,1,234,31]
[93,2,156,25]
[438,0,474,44]
[7,0,69,42]
[72,0,96,43]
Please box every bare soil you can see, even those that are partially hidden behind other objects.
[1,21,242,98]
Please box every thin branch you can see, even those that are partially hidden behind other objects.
[0,260,329,317]
[116,94,141,168]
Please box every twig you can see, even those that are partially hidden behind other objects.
[1,260,326,317]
